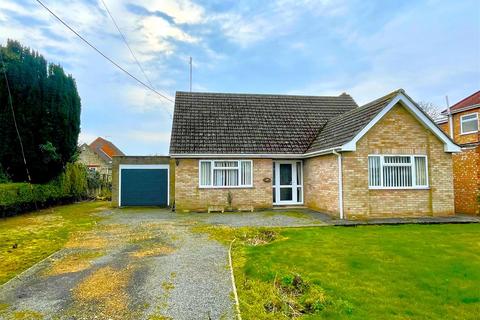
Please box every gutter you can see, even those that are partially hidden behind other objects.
[332,149,345,220]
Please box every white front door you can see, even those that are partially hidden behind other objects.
[273,160,303,205]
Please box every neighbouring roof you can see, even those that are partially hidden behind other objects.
[169,89,460,156]
[170,92,358,154]
[89,137,125,162]
[441,90,480,115]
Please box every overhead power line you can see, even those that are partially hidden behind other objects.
[100,0,154,89]
[99,0,173,119]
[35,0,174,104]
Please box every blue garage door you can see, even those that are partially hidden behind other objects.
[120,168,168,206]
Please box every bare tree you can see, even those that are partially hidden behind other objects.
[417,101,443,121]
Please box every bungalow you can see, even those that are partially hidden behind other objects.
[169,89,460,219]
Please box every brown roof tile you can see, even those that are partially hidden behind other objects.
[169,91,359,154]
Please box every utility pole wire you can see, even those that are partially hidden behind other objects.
[100,0,154,89]
[0,51,32,183]
[99,0,173,119]
[35,0,174,104]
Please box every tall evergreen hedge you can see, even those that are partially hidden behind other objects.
[0,40,81,183]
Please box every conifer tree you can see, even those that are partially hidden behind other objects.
[0,40,81,183]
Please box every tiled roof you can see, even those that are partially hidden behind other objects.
[169,92,359,154]
[441,90,480,114]
[305,90,400,153]
[89,137,125,161]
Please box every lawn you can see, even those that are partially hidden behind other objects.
[0,201,108,284]
[229,224,480,320]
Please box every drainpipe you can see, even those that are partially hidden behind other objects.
[332,150,344,220]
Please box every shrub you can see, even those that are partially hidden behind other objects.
[0,164,9,183]
[0,163,91,217]
[86,170,112,200]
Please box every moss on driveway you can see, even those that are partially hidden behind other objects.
[0,201,108,284]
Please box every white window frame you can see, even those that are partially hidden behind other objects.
[368,155,429,190]
[272,160,304,205]
[460,112,479,135]
[199,160,253,188]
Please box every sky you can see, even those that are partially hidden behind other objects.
[1,0,479,155]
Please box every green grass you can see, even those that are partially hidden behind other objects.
[0,201,108,284]
[227,224,480,319]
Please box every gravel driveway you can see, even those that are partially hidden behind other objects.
[0,207,323,320]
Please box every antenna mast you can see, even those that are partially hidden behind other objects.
[446,95,454,139]
[189,56,192,92]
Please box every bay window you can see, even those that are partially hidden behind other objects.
[199,160,252,188]
[368,155,428,189]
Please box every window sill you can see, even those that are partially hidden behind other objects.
[459,131,478,136]
[369,187,430,190]
[198,186,254,189]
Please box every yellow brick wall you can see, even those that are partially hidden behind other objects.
[174,158,273,212]
[342,103,455,219]
[303,155,339,216]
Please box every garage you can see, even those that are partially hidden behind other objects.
[118,163,170,207]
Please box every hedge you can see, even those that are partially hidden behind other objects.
[0,163,89,217]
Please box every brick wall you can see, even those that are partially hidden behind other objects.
[448,108,480,145]
[303,155,339,216]
[438,108,479,216]
[174,158,272,212]
[342,103,455,219]
[452,146,480,215]
[111,156,173,207]
[77,145,111,180]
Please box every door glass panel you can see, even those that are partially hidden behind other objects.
[297,187,302,202]
[296,162,302,185]
[280,164,292,185]
[280,187,293,201]
[272,187,276,203]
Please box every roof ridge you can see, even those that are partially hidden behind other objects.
[359,88,404,108]
[450,90,480,109]
[175,90,354,99]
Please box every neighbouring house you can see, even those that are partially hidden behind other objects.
[436,90,480,215]
[167,89,460,219]
[78,137,125,182]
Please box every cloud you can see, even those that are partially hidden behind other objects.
[121,84,174,114]
[127,130,171,143]
[136,15,199,55]
[134,0,206,24]
[78,130,98,145]
[289,0,480,106]
[211,0,348,47]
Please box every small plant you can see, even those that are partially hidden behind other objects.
[263,273,329,317]
[227,191,233,208]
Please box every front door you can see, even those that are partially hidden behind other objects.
[273,161,303,205]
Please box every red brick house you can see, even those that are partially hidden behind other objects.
[169,89,460,219]
[437,90,480,215]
